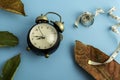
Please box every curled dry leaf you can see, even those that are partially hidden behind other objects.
[0,0,26,16]
[0,31,18,47]
[74,40,120,80]
[2,54,21,80]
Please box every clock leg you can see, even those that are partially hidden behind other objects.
[26,47,31,51]
[45,53,50,58]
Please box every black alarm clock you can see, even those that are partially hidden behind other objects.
[27,12,64,58]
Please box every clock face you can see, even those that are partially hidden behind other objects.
[29,23,58,50]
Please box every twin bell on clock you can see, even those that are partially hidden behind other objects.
[27,12,64,58]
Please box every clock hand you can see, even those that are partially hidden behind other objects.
[36,36,45,40]
[34,35,45,40]
[34,36,41,37]
[38,27,45,37]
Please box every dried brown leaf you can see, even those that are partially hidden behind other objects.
[74,40,120,80]
[0,0,26,16]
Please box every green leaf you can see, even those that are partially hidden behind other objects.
[0,0,26,16]
[0,76,2,80]
[2,54,21,80]
[0,31,18,47]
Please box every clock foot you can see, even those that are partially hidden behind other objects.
[45,54,49,58]
[26,47,31,51]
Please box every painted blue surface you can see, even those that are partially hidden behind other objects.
[0,0,120,80]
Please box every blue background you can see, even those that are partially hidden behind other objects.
[0,0,120,80]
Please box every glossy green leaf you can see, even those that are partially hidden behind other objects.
[0,0,26,16]
[2,54,21,80]
[0,31,18,47]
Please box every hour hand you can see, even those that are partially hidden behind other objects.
[34,36,45,39]
[34,36,41,37]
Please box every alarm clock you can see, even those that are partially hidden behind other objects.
[27,12,64,58]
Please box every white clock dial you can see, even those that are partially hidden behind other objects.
[29,23,58,49]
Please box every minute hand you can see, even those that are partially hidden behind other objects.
[38,27,44,37]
